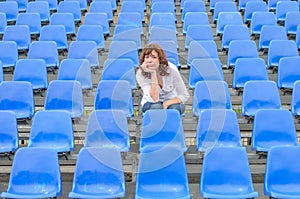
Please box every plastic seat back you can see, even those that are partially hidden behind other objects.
[0,111,18,153]
[276,1,298,23]
[278,56,300,89]
[181,0,206,22]
[36,0,58,11]
[285,12,300,35]
[76,25,105,49]
[0,41,18,68]
[0,13,6,35]
[291,80,300,117]
[113,24,142,49]
[244,1,268,23]
[84,12,110,36]
[26,1,50,22]
[213,1,237,23]
[258,25,287,50]
[117,12,143,35]
[222,25,250,50]
[120,1,145,23]
[3,25,31,51]
[57,0,82,22]
[40,25,68,51]
[216,12,243,35]
[16,13,41,35]
[89,1,113,22]
[185,25,214,49]
[183,12,209,34]
[65,0,87,11]
[250,11,277,35]
[0,1,18,22]
[50,13,76,36]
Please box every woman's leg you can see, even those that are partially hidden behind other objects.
[167,103,186,115]
[142,102,163,113]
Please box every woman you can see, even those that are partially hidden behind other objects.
[136,43,190,115]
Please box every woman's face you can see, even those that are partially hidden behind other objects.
[144,50,160,69]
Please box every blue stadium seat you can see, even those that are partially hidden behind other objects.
[57,58,92,90]
[120,1,145,23]
[117,12,143,35]
[151,2,176,22]
[268,0,290,11]
[0,81,34,120]
[89,1,113,23]
[221,25,250,50]
[151,40,180,68]
[36,0,58,11]
[200,147,259,198]
[28,110,74,153]
[84,110,130,151]
[123,0,146,11]
[76,25,105,49]
[185,25,214,49]
[187,40,220,67]
[250,11,277,36]
[68,41,100,68]
[26,1,50,23]
[0,1,18,23]
[227,40,259,68]
[102,58,137,89]
[93,0,117,11]
[232,58,268,91]
[291,80,300,118]
[258,25,287,51]
[192,81,232,117]
[149,26,178,48]
[0,147,62,198]
[3,25,31,52]
[238,0,262,11]
[0,41,18,69]
[267,40,298,69]
[16,13,41,36]
[242,80,282,118]
[275,0,298,23]
[210,0,232,12]
[278,56,300,90]
[84,13,110,36]
[182,12,209,34]
[107,40,139,67]
[57,0,82,23]
[140,109,187,152]
[44,80,84,119]
[285,12,300,35]
[39,25,68,52]
[28,41,59,69]
[181,0,206,22]
[69,147,125,198]
[0,13,6,35]
[0,111,18,154]
[188,58,224,89]
[113,24,142,49]
[135,146,191,199]
[213,1,237,24]
[65,0,87,12]
[150,12,176,30]
[264,146,300,198]
[94,80,134,118]
[7,0,28,12]
[216,12,243,36]
[196,109,242,152]
[13,59,48,91]
[50,13,76,37]
[295,26,300,49]
[252,109,298,152]
[244,1,268,24]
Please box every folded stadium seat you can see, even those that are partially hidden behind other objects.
[196,109,242,152]
[7,0,28,12]
[192,81,232,117]
[181,0,206,23]
[44,80,84,119]
[140,109,187,152]
[26,1,50,23]
[258,25,288,52]
[135,146,191,199]
[0,1,18,23]
[275,0,298,23]
[0,111,18,156]
[28,110,74,154]
[0,81,34,120]
[243,1,268,24]
[113,24,142,50]
[68,147,125,198]
[28,41,59,70]
[242,80,282,121]
[39,25,68,52]
[107,40,139,67]
[285,12,300,36]
[227,40,259,69]
[102,58,137,89]
[84,110,130,151]
[232,58,268,94]
[252,109,298,153]
[13,59,48,92]
[186,40,220,67]
[0,147,62,198]
[57,58,92,90]
[65,0,87,12]
[264,146,300,198]
[50,13,76,38]
[149,26,178,48]
[291,80,300,119]
[151,2,176,22]
[89,1,113,23]
[278,56,300,92]
[68,41,100,69]
[94,80,134,118]
[182,12,209,35]
[221,24,251,50]
[250,11,277,36]
[57,0,82,24]
[76,24,105,50]
[188,58,224,89]
[267,40,298,69]
[212,1,237,24]
[210,0,232,12]
[16,13,41,36]
[120,1,145,23]
[185,25,214,49]
[84,13,110,36]
[36,0,57,11]
[3,25,31,52]
[216,12,243,36]
[116,12,144,35]
[200,147,259,198]
[268,0,290,11]
[0,13,6,35]
[0,41,18,69]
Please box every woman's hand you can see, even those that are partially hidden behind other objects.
[141,62,158,73]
